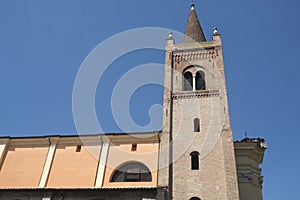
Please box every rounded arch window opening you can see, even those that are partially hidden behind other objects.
[182,66,206,91]
[194,118,200,132]
[196,70,206,90]
[190,151,200,170]
[183,71,193,91]
[110,161,152,182]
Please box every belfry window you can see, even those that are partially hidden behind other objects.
[196,71,206,90]
[111,162,152,182]
[190,151,200,170]
[183,68,206,91]
[183,71,193,91]
[194,118,200,132]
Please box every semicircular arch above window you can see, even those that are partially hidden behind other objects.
[182,65,206,91]
[110,161,152,182]
[190,197,201,200]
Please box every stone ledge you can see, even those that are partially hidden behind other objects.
[172,90,219,100]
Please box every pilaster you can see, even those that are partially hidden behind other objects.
[39,137,59,188]
[95,137,109,187]
[0,138,9,169]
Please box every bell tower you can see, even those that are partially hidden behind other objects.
[158,4,240,200]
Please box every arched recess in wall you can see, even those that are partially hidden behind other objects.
[110,161,152,182]
[183,71,193,91]
[190,197,201,200]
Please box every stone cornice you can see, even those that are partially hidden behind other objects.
[234,139,266,164]
[173,50,217,62]
[172,41,220,49]
[107,133,160,144]
[0,138,10,144]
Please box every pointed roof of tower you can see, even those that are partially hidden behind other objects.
[182,3,206,43]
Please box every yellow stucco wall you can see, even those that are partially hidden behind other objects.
[0,144,48,188]
[0,135,160,189]
[46,143,100,188]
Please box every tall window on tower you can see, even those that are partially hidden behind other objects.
[194,118,200,132]
[196,71,206,90]
[183,71,193,91]
[190,151,200,170]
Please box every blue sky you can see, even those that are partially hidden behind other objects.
[0,0,299,199]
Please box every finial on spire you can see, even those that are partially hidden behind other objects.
[166,31,175,45]
[213,27,219,35]
[191,2,195,11]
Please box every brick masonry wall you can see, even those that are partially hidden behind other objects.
[161,36,240,200]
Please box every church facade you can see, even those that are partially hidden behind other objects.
[0,4,266,200]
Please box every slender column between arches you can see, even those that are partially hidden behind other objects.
[193,75,196,91]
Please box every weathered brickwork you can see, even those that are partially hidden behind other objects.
[159,7,240,198]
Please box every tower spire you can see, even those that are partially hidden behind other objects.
[182,3,206,43]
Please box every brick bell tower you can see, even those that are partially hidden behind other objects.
[157,3,240,200]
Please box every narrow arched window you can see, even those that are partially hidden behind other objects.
[194,118,200,132]
[111,162,152,182]
[190,197,201,200]
[190,151,200,170]
[196,71,206,90]
[183,71,193,91]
